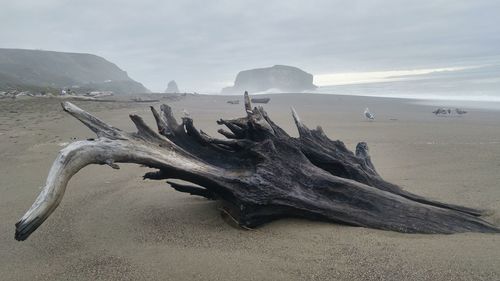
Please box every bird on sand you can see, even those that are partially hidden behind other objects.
[364,108,375,121]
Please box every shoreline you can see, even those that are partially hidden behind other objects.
[202,91,500,110]
[6,91,500,110]
[2,91,494,107]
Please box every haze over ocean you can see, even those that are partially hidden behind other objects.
[312,63,500,102]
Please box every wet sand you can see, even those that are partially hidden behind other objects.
[1,93,500,280]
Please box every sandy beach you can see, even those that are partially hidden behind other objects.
[1,93,500,280]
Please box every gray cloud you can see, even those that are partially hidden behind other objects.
[1,0,499,92]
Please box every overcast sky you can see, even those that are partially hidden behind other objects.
[1,0,499,92]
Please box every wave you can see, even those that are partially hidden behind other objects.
[313,89,500,102]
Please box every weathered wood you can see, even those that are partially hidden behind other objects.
[15,92,499,241]
[251,97,270,104]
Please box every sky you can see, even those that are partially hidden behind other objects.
[1,0,499,93]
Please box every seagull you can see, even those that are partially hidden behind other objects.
[182,109,190,118]
[364,108,375,121]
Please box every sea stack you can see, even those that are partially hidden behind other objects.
[221,65,317,94]
[165,80,179,93]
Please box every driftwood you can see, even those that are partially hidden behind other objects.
[433,108,468,116]
[15,92,498,241]
[131,97,160,103]
[251,97,270,104]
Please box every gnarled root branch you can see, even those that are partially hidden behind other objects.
[15,92,499,241]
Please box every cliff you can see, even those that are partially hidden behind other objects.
[0,48,149,94]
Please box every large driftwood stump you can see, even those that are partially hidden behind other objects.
[15,92,498,241]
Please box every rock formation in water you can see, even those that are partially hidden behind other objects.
[221,65,317,94]
[165,80,179,93]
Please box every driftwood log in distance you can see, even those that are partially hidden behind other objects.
[15,92,499,241]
